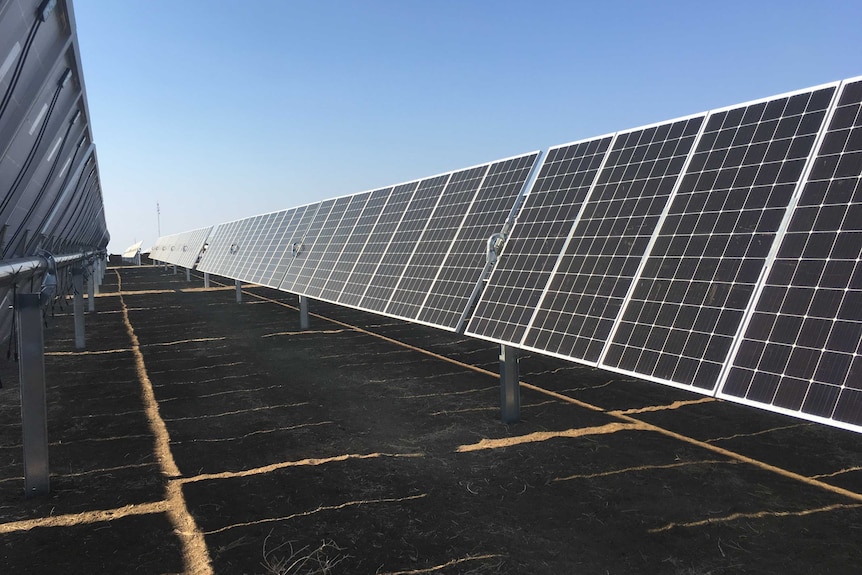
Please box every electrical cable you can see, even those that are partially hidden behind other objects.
[0,19,41,123]
[0,0,59,121]
[3,110,77,258]
[52,165,95,243]
[25,135,87,254]
[0,68,69,224]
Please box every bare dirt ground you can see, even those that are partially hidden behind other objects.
[1,265,860,574]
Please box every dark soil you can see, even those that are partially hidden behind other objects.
[1,265,860,574]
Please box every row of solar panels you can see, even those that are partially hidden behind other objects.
[0,0,109,344]
[0,0,109,258]
[153,75,862,434]
[151,152,538,331]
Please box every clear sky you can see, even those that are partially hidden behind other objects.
[71,0,862,255]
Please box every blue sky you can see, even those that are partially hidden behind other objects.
[71,0,862,254]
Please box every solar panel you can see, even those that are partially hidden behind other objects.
[466,137,614,342]
[244,209,293,286]
[226,212,276,283]
[304,191,372,298]
[279,199,335,292]
[602,85,837,392]
[177,226,212,269]
[338,182,418,307]
[418,152,541,330]
[283,196,352,294]
[266,202,321,289]
[719,78,862,431]
[384,165,489,321]
[196,219,240,276]
[198,213,267,279]
[521,116,705,363]
[150,226,212,269]
[256,206,306,288]
[318,188,392,302]
[238,211,280,283]
[266,153,540,329]
[222,215,260,280]
[359,175,451,312]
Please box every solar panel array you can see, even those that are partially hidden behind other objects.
[0,0,109,347]
[720,79,862,427]
[0,0,109,258]
[195,152,541,331]
[161,76,862,434]
[466,77,862,433]
[149,226,212,269]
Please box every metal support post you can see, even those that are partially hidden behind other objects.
[185,268,191,282]
[172,265,177,275]
[87,267,96,313]
[235,279,242,303]
[203,273,210,288]
[94,259,101,294]
[499,344,520,424]
[299,295,309,330]
[16,293,50,496]
[73,265,85,350]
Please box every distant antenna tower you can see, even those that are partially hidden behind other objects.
[157,202,161,236]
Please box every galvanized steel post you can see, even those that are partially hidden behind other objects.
[73,265,85,350]
[185,268,190,282]
[235,279,242,303]
[299,295,309,330]
[16,293,50,497]
[87,266,96,313]
[500,344,520,423]
[204,273,210,288]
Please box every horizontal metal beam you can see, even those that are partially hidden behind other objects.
[0,250,101,289]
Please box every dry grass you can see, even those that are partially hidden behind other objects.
[261,533,348,575]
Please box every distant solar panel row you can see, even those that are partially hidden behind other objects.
[150,226,211,269]
[162,76,862,434]
[466,77,862,433]
[196,152,541,331]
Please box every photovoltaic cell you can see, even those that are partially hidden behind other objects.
[522,116,705,363]
[466,137,613,343]
[720,79,862,429]
[603,86,837,391]
[339,182,418,307]
[385,165,489,321]
[419,152,541,329]
[318,188,392,302]
[360,175,450,312]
